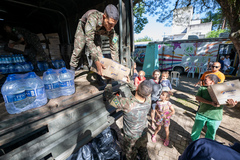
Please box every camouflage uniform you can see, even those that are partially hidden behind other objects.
[104,83,151,160]
[11,27,52,69]
[70,10,119,68]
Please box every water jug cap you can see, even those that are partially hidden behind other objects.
[60,67,67,73]
[27,72,37,78]
[6,74,16,81]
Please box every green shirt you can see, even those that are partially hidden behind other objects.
[196,86,223,121]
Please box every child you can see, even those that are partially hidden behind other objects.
[151,91,175,146]
[134,70,146,87]
[149,70,162,129]
[160,71,173,95]
[132,62,138,81]
[191,74,237,141]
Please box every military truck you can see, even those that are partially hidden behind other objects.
[0,0,134,159]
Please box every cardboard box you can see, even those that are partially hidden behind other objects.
[208,79,240,105]
[49,38,60,45]
[37,33,45,41]
[9,40,25,52]
[45,33,60,44]
[48,44,60,51]
[45,33,59,38]
[91,58,130,82]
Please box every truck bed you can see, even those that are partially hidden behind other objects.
[0,71,121,160]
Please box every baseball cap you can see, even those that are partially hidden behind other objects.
[104,4,119,21]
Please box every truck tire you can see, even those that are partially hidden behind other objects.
[174,67,184,74]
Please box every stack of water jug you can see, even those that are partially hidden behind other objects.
[37,59,66,71]
[0,54,66,73]
[0,54,33,74]
[1,67,75,114]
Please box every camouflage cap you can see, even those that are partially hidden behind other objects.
[137,80,153,98]
[104,4,119,21]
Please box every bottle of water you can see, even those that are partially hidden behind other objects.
[21,55,26,62]
[43,61,49,71]
[0,64,7,74]
[52,60,61,69]
[43,69,61,99]
[14,63,24,73]
[7,64,15,73]
[23,62,32,72]
[1,74,29,114]
[59,59,66,68]
[24,72,47,109]
[59,67,75,96]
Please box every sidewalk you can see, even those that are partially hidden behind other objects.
[111,74,240,160]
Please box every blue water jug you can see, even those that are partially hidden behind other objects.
[14,63,24,73]
[24,72,47,109]
[43,69,61,99]
[7,64,15,73]
[59,59,66,68]
[1,74,29,114]
[22,62,32,72]
[59,67,75,96]
[0,64,8,74]
[37,61,45,71]
[43,61,49,71]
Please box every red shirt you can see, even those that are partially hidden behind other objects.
[134,76,146,87]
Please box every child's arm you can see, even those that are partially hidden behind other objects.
[194,80,203,87]
[166,103,175,117]
[155,104,161,118]
[134,77,139,87]
[196,96,220,107]
[168,80,173,90]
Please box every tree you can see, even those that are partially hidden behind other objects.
[206,29,229,38]
[201,9,225,30]
[133,0,240,75]
[135,36,153,42]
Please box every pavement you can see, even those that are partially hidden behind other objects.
[110,74,240,160]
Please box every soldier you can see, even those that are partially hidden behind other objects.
[3,24,55,72]
[104,78,152,160]
[69,4,119,86]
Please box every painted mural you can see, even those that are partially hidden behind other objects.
[157,40,232,72]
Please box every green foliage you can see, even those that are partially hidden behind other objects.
[133,0,220,32]
[133,1,148,33]
[135,36,153,42]
[206,29,229,38]
[202,8,227,30]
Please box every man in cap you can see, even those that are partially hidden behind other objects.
[104,78,152,160]
[3,24,55,72]
[69,4,119,86]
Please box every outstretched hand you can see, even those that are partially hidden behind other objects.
[126,76,131,83]
[226,99,238,108]
[95,61,106,76]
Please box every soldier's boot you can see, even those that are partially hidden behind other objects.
[96,74,106,91]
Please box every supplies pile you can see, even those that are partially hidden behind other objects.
[1,67,75,114]
[1,72,47,114]
[43,67,75,99]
